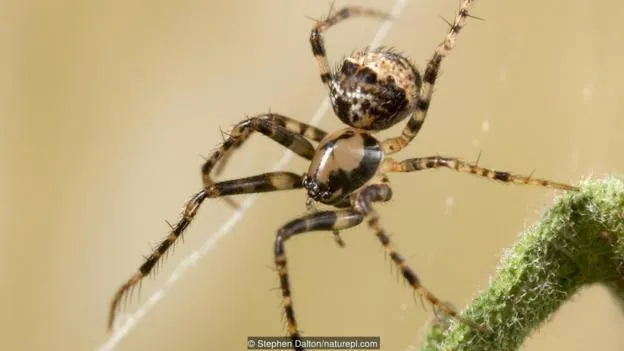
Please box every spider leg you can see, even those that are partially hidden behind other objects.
[274,209,364,350]
[328,198,354,248]
[204,113,325,208]
[310,7,388,86]
[355,183,483,330]
[211,113,327,178]
[383,156,578,191]
[109,172,304,330]
[381,0,478,154]
[332,230,345,248]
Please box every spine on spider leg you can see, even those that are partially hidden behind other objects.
[420,176,624,351]
[383,0,478,154]
[107,190,208,330]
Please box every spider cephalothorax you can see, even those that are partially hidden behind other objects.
[329,50,421,131]
[303,128,383,204]
[108,2,579,350]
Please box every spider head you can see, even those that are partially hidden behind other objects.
[329,49,421,131]
[304,128,383,205]
[302,176,331,202]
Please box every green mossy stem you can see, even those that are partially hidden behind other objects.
[421,176,624,351]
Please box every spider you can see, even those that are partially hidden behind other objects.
[108,1,579,349]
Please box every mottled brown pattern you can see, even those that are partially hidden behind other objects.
[331,50,420,130]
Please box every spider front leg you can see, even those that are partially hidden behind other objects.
[382,0,478,154]
[208,113,327,178]
[108,172,303,330]
[203,113,326,208]
[274,209,365,350]
[355,183,483,330]
[309,6,388,86]
[383,156,578,191]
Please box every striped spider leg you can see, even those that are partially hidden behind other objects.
[274,210,364,350]
[108,113,326,329]
[354,182,484,331]
[107,172,305,329]
[276,173,486,350]
[206,114,328,208]
[278,126,578,349]
[207,113,328,178]
[381,0,478,155]
[382,156,579,191]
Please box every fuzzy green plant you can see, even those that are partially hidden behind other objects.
[420,176,624,351]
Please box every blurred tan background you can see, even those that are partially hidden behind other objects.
[3,0,624,350]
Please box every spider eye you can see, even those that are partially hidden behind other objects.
[320,192,332,201]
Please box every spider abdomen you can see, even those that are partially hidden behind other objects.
[329,49,421,131]
[303,128,383,204]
